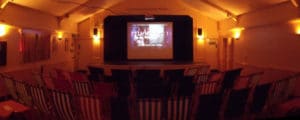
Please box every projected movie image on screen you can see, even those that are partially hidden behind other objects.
[127,22,173,59]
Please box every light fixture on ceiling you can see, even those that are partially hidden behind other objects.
[231,17,237,22]
[226,12,237,22]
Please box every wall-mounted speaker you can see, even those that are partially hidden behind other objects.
[198,28,202,36]
[93,28,98,35]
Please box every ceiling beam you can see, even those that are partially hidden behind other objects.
[0,0,10,9]
[199,0,236,20]
[291,0,299,7]
[55,0,91,19]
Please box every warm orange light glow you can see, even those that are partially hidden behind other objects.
[197,33,205,45]
[56,31,63,40]
[0,24,8,37]
[93,36,100,45]
[92,29,101,45]
[197,35,204,40]
[230,27,245,39]
[197,38,204,45]
[290,18,300,35]
[197,38,204,43]
[93,34,100,45]
[296,25,300,35]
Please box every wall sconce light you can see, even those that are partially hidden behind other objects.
[92,27,100,44]
[93,27,98,36]
[290,18,300,35]
[0,24,8,37]
[56,30,63,40]
[197,28,205,44]
[197,28,204,39]
[296,25,300,35]
[230,27,245,40]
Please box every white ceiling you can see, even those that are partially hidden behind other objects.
[2,0,291,22]
[11,0,87,16]
[199,0,288,15]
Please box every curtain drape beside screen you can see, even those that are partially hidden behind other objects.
[21,29,50,63]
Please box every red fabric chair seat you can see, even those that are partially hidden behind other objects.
[273,98,300,117]
[93,83,117,97]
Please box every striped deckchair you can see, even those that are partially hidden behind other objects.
[136,98,163,120]
[76,95,111,120]
[73,81,93,95]
[15,80,32,106]
[50,89,77,120]
[29,85,53,116]
[166,96,192,120]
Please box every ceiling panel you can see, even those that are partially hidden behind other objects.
[4,0,292,22]
[183,0,289,20]
[207,0,289,15]
[68,0,124,22]
[11,0,87,16]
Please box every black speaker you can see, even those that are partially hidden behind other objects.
[198,28,202,36]
[93,28,98,35]
[0,41,7,66]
